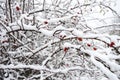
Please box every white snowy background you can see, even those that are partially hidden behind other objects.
[0,0,120,80]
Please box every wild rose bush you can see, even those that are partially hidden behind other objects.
[0,0,120,80]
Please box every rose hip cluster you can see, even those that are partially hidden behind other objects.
[63,37,99,53]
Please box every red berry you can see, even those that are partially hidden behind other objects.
[87,43,91,47]
[111,42,115,45]
[93,47,97,51]
[16,6,20,11]
[64,47,69,53]
[77,37,83,41]
[109,42,115,47]
[44,21,48,24]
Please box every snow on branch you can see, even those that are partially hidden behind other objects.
[0,64,83,73]
[91,56,119,80]
[0,0,120,80]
